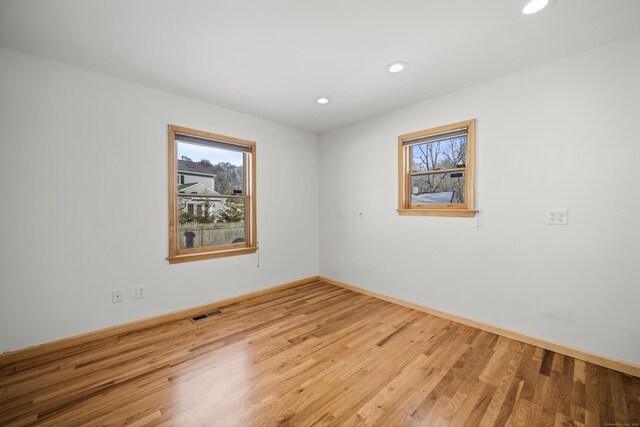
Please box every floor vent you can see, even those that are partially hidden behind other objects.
[191,309,223,322]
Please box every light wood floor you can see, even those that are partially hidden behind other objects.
[1,282,638,426]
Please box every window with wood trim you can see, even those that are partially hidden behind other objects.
[168,125,257,264]
[398,119,476,217]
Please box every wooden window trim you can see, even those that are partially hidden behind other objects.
[397,119,476,217]
[167,125,257,264]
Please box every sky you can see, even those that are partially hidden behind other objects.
[177,142,243,166]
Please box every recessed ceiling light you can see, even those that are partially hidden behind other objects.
[388,62,408,73]
[316,97,329,105]
[522,0,551,15]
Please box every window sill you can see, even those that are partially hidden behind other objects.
[397,209,476,217]
[167,246,257,264]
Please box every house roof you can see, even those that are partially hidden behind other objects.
[178,183,199,192]
[177,182,221,196]
[178,159,216,177]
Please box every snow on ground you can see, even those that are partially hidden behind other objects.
[411,192,454,203]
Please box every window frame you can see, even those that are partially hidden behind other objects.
[397,119,476,217]
[167,124,257,264]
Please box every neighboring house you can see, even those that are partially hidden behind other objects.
[177,160,223,217]
[177,159,217,189]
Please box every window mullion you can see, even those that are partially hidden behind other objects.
[409,167,466,177]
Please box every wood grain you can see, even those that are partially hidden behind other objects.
[321,276,640,378]
[0,276,320,366]
[1,282,638,426]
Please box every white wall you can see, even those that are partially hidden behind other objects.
[0,48,319,352]
[2,35,639,365]
[319,36,640,365]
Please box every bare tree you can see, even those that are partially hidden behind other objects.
[412,137,466,200]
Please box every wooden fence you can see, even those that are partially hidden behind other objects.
[178,221,244,248]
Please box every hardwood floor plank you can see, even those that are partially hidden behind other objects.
[1,282,637,426]
[558,356,574,418]
[621,374,640,422]
[597,364,617,424]
[540,350,554,377]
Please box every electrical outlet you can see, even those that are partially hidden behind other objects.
[546,209,568,225]
[136,285,147,299]
[337,209,344,219]
[112,289,122,304]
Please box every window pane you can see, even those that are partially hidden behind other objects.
[177,196,245,249]
[177,141,244,196]
[411,136,466,172]
[411,171,465,204]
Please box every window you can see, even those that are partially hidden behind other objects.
[398,119,476,217]
[168,125,257,263]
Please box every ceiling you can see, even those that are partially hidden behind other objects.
[1,0,639,134]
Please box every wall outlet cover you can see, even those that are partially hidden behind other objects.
[136,285,147,299]
[546,209,568,225]
[112,289,123,304]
